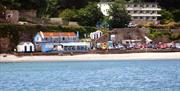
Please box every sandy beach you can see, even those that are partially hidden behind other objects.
[0,52,179,62]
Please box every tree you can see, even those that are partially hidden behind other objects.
[0,0,21,9]
[160,9,174,23]
[172,9,180,22]
[77,3,104,26]
[108,0,131,28]
[59,9,78,21]
[47,0,100,17]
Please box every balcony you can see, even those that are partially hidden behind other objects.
[131,14,161,17]
[126,8,161,11]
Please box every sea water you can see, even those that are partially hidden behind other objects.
[0,60,180,91]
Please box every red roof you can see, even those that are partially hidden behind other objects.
[42,32,76,37]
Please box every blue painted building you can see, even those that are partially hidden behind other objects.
[33,31,90,52]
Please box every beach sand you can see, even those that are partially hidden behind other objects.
[0,52,180,62]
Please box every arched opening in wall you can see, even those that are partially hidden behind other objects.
[30,46,32,52]
[62,37,65,41]
[24,46,27,52]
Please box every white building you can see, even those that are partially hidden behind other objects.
[17,42,35,52]
[98,2,111,16]
[90,30,103,40]
[98,2,161,25]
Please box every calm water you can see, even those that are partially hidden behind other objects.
[0,60,180,91]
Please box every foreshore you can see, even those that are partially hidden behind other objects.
[0,52,180,62]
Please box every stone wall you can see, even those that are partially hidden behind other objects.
[19,10,37,17]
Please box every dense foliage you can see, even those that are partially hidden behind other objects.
[59,9,78,21]
[108,0,131,28]
[77,3,104,26]
[149,28,180,41]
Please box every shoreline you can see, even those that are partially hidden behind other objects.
[0,52,180,62]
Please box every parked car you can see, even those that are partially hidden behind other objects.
[147,43,156,48]
[115,44,125,49]
[156,43,168,49]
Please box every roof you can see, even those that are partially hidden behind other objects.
[18,42,34,45]
[40,32,76,38]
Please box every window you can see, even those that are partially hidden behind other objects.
[146,17,150,20]
[152,17,156,19]
[134,4,137,7]
[134,11,137,13]
[140,11,143,13]
[72,46,75,50]
[64,46,67,51]
[146,11,149,13]
[140,4,144,8]
[73,37,77,40]
[37,37,39,41]
[77,46,81,50]
[152,4,156,8]
[140,17,143,19]
[134,16,138,19]
[62,37,65,41]
[146,5,149,8]
[45,38,48,40]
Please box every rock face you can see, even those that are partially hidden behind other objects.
[0,32,34,52]
[0,38,10,52]
[0,10,19,24]
[18,31,34,42]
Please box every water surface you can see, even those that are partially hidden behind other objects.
[0,60,180,91]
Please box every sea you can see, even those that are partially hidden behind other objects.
[0,60,180,91]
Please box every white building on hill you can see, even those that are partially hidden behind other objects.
[98,2,161,25]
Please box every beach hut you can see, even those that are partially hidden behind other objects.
[17,42,35,52]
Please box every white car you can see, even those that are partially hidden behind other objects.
[115,44,125,49]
